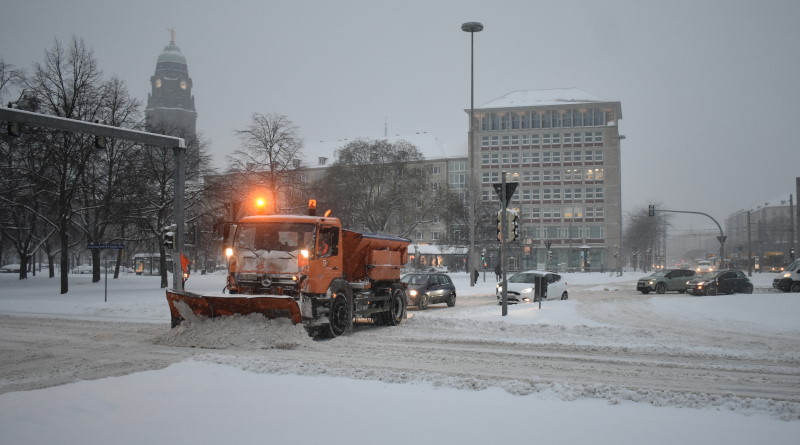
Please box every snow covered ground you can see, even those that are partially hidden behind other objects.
[0,269,798,444]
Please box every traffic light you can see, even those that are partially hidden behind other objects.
[496,210,503,241]
[6,120,20,137]
[548,250,553,261]
[308,199,317,216]
[496,209,519,242]
[93,120,107,150]
[648,204,655,217]
[507,209,519,242]
[163,224,177,249]
[187,224,197,246]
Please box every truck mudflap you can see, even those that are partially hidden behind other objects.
[166,290,302,328]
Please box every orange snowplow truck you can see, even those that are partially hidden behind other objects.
[166,204,410,338]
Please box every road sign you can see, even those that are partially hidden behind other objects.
[87,243,125,250]
[492,182,518,208]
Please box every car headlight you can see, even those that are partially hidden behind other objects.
[784,272,791,278]
[520,288,533,293]
[409,289,418,297]
[648,280,655,285]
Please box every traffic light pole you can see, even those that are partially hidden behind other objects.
[653,208,726,269]
[500,172,508,316]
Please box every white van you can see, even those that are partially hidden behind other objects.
[773,259,800,292]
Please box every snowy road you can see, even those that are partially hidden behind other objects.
[3,278,798,419]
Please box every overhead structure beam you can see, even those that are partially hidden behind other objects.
[1,107,187,291]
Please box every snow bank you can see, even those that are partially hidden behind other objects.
[154,312,314,350]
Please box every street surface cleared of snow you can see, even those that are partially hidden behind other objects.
[0,269,799,444]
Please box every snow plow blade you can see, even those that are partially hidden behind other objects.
[166,290,302,328]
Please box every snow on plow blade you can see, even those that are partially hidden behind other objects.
[166,290,302,328]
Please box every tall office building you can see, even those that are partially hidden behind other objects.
[470,89,623,271]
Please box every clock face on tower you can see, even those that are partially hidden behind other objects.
[180,80,187,90]
[155,78,162,88]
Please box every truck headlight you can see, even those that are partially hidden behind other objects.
[784,272,791,278]
[409,289,418,297]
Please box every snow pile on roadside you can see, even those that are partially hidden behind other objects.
[154,313,314,350]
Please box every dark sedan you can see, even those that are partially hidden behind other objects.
[685,270,753,296]
[401,272,456,309]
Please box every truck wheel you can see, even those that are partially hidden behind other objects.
[655,283,667,294]
[321,283,353,338]
[791,282,800,293]
[382,287,405,326]
[418,293,429,310]
[560,291,568,300]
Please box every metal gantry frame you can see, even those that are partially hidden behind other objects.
[1,107,188,291]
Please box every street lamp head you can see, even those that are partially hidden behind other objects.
[461,22,484,33]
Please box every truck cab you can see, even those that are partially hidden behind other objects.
[224,214,343,296]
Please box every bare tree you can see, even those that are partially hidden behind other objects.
[0,58,24,104]
[624,203,671,272]
[228,113,305,214]
[72,76,143,282]
[24,36,107,293]
[314,138,434,237]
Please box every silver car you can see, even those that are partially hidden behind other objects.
[496,270,568,303]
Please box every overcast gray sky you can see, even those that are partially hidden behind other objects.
[2,0,798,231]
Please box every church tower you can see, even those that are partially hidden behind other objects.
[145,30,197,139]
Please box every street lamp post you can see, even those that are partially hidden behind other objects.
[616,134,625,276]
[462,21,483,286]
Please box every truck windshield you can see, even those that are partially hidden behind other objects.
[236,223,315,253]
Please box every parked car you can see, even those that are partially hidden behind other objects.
[400,272,456,309]
[0,264,21,273]
[636,269,696,294]
[685,270,753,296]
[70,264,105,274]
[496,270,568,303]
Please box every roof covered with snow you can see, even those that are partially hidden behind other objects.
[476,88,612,110]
